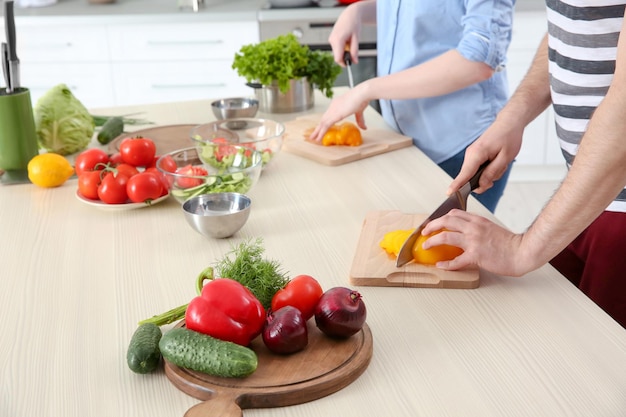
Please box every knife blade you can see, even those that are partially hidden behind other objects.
[1,42,10,93]
[395,161,489,267]
[4,0,20,91]
[343,50,354,89]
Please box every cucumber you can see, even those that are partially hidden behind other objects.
[97,116,124,145]
[159,327,257,378]
[126,323,162,374]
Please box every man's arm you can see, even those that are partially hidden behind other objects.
[423,23,626,275]
[448,35,552,194]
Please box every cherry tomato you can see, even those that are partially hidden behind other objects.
[97,172,129,204]
[126,171,163,203]
[77,170,103,200]
[271,275,324,321]
[75,148,109,176]
[115,163,139,179]
[119,136,156,167]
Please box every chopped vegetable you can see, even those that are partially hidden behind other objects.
[197,141,258,171]
[170,171,252,200]
[310,122,363,147]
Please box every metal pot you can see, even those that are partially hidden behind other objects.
[250,79,314,114]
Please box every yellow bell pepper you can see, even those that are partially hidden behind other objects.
[321,122,363,147]
[379,228,464,265]
[379,229,413,257]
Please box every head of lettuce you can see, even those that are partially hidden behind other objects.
[34,84,95,156]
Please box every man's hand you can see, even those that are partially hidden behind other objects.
[447,115,524,196]
[420,210,533,277]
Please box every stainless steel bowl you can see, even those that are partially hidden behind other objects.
[182,193,251,239]
[211,98,259,120]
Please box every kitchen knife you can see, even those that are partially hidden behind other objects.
[343,50,354,89]
[395,161,489,267]
[1,42,10,92]
[4,0,20,91]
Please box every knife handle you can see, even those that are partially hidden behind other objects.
[343,50,352,66]
[5,1,17,61]
[468,161,491,191]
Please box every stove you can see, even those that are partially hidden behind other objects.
[257,3,376,47]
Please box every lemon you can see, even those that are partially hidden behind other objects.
[27,153,75,188]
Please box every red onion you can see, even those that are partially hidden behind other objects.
[262,306,308,354]
[314,287,366,338]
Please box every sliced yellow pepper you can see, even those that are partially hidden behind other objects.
[379,229,413,257]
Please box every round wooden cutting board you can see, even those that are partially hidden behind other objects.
[107,124,200,156]
[163,321,373,417]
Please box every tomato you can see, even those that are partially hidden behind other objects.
[145,167,170,196]
[412,230,464,265]
[109,152,123,166]
[175,164,208,189]
[77,170,103,200]
[75,148,109,176]
[97,172,129,204]
[126,171,163,203]
[271,275,324,321]
[157,154,177,173]
[119,136,156,167]
[115,163,139,179]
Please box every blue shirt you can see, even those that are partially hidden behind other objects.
[377,0,515,164]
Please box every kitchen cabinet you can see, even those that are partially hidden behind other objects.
[2,17,258,108]
[2,23,115,107]
[108,21,259,106]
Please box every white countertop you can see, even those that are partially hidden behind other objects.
[1,89,624,417]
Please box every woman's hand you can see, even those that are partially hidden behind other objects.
[308,85,370,142]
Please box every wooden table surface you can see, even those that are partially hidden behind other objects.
[1,89,625,417]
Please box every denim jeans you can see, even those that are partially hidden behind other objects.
[437,147,512,213]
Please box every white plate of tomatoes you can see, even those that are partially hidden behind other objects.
[75,190,170,211]
[75,137,172,209]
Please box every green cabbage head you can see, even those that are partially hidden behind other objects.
[34,84,95,155]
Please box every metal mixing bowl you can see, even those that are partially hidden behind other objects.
[182,193,251,239]
[211,97,259,120]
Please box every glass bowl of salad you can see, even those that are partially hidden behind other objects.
[191,118,285,169]
[156,146,262,204]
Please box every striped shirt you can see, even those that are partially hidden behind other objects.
[547,0,626,212]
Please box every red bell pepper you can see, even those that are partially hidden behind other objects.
[185,278,265,346]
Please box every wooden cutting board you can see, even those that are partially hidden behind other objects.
[107,124,200,155]
[350,210,479,289]
[164,320,373,417]
[282,115,412,166]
